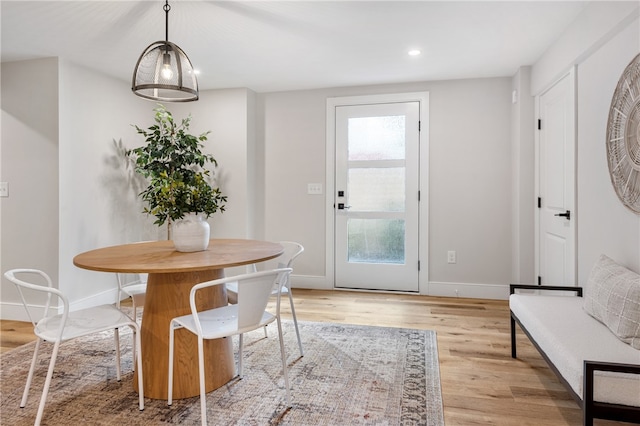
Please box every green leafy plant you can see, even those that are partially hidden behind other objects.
[127,105,227,227]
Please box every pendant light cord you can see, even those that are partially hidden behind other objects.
[164,0,170,42]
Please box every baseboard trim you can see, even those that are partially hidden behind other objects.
[0,303,40,322]
[290,275,509,300]
[1,288,119,321]
[427,281,510,300]
[290,275,332,290]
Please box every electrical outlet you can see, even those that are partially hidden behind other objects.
[0,182,8,197]
[447,250,456,264]
[307,183,323,195]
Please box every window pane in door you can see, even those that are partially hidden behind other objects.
[347,218,405,264]
[348,116,405,161]
[348,168,405,212]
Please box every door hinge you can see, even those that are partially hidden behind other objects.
[418,260,421,271]
[538,276,542,286]
[538,197,541,208]
[537,119,542,130]
[418,190,421,201]
[418,120,421,132]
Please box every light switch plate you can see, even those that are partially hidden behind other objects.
[307,183,323,195]
[0,182,8,197]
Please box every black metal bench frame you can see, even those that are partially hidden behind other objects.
[510,284,640,426]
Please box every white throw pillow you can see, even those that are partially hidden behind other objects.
[583,254,640,350]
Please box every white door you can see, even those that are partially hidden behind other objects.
[334,101,420,291]
[536,71,576,286]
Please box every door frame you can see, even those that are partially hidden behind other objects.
[534,68,577,286]
[325,92,430,293]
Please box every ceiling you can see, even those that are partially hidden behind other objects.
[1,1,593,93]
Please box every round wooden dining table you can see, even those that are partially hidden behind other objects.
[73,239,283,400]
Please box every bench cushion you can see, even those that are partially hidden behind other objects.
[510,293,640,407]
[583,254,640,349]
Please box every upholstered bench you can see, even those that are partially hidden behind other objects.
[510,255,640,426]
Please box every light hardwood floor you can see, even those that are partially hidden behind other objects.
[0,289,629,425]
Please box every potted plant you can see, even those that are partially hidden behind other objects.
[127,105,227,252]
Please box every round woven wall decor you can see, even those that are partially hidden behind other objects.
[606,52,640,215]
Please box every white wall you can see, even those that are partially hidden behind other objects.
[168,88,256,241]
[575,16,640,280]
[258,77,514,297]
[531,1,639,95]
[531,3,640,280]
[511,67,535,284]
[57,60,159,304]
[427,78,512,295]
[257,89,329,279]
[1,58,60,317]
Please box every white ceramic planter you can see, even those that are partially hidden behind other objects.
[172,213,210,252]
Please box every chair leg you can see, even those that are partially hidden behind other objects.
[21,338,42,408]
[133,326,144,411]
[288,290,304,356]
[116,287,122,310]
[238,334,244,378]
[510,315,517,358]
[132,302,138,361]
[276,316,292,407]
[34,340,62,426]
[167,323,175,406]
[197,336,207,426]
[114,328,122,381]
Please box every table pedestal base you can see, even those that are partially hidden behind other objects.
[133,270,234,400]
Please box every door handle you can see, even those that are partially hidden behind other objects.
[337,203,351,210]
[554,210,571,220]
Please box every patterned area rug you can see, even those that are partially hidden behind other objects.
[1,320,443,425]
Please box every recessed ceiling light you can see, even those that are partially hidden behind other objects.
[408,49,421,57]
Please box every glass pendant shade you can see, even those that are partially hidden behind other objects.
[132,41,198,102]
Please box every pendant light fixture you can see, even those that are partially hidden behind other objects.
[132,0,198,102]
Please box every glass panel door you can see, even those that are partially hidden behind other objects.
[335,101,420,291]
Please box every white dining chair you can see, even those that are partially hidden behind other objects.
[3,269,145,426]
[115,273,147,361]
[116,272,147,320]
[168,268,293,426]
[226,241,305,356]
